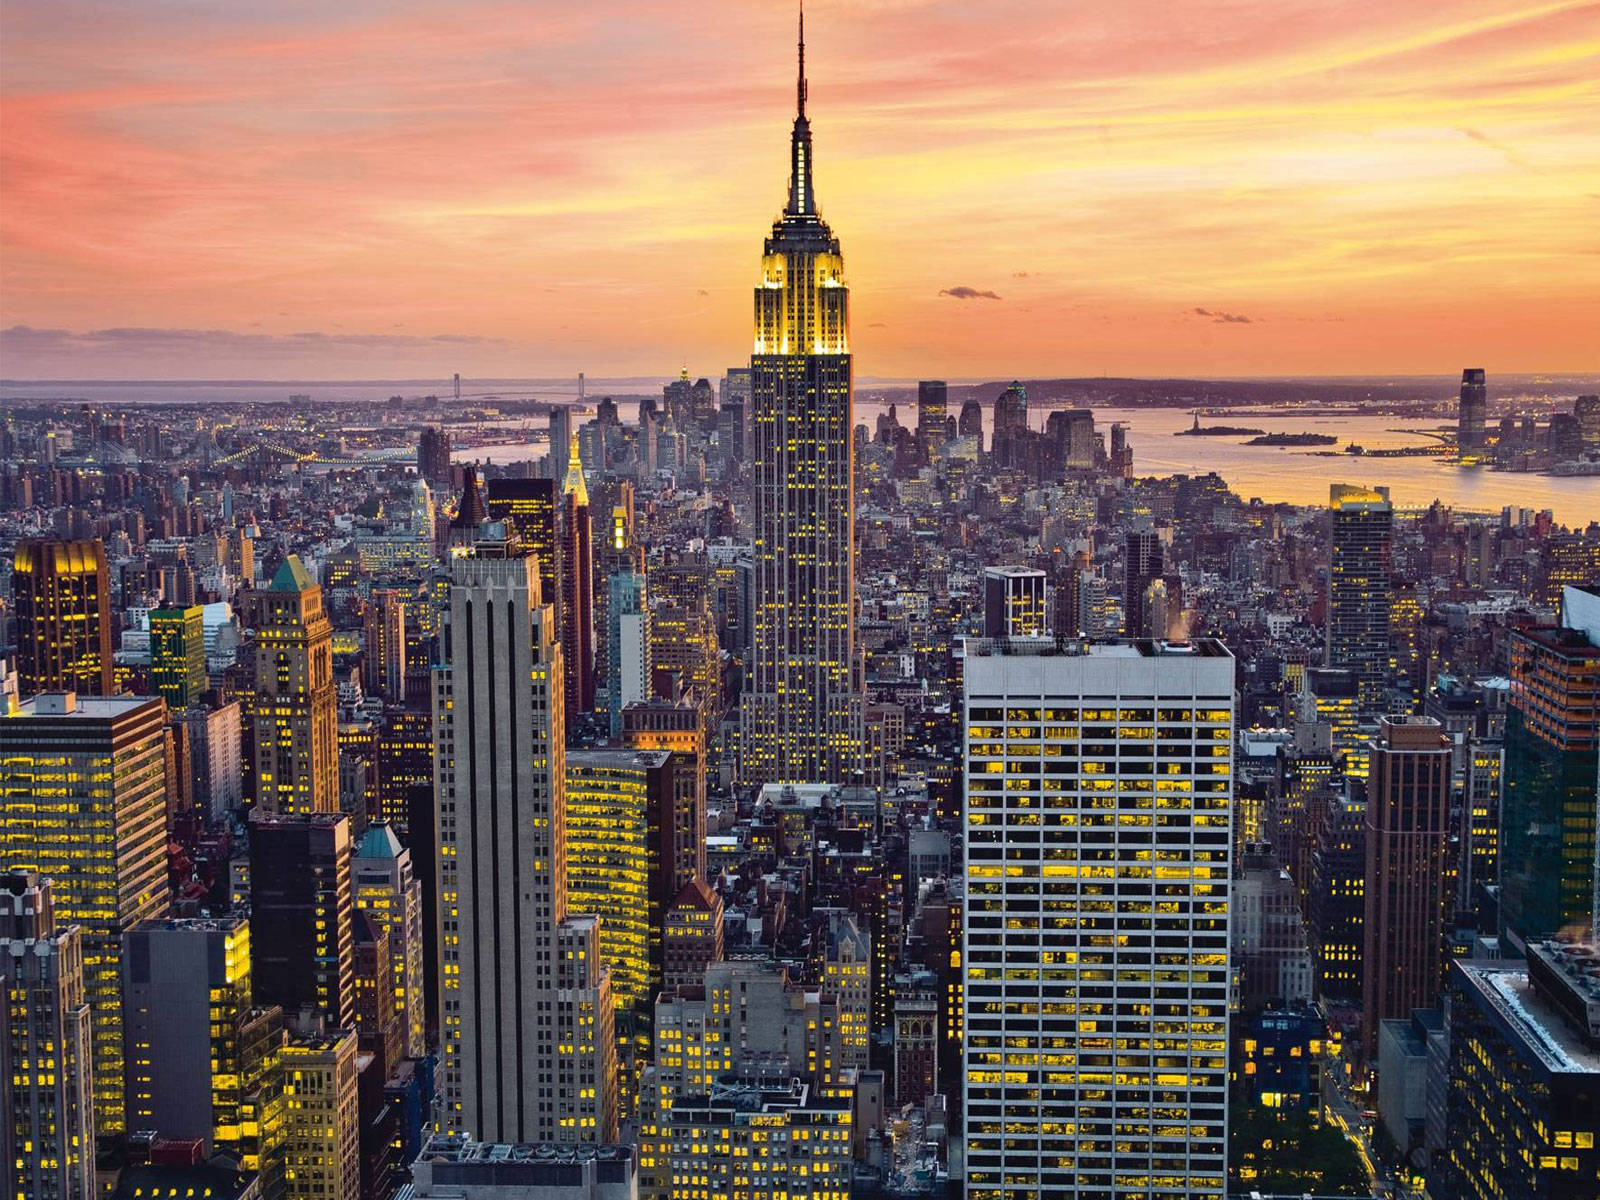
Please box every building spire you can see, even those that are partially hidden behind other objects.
[563,432,589,506]
[797,1,807,119]
[785,1,815,218]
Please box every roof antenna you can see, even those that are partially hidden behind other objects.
[797,1,807,118]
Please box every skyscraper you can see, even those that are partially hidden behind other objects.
[121,915,284,1181]
[1499,597,1600,949]
[433,540,618,1142]
[1124,528,1165,638]
[605,569,649,739]
[149,604,207,710]
[1360,715,1453,1061]
[248,811,356,1029]
[1326,483,1393,707]
[352,822,427,1060]
[363,588,407,704]
[1457,367,1487,452]
[484,476,563,632]
[253,555,338,814]
[12,538,115,697]
[561,433,598,716]
[0,693,169,1135]
[917,380,948,459]
[742,12,862,784]
[280,1029,361,1200]
[418,426,453,488]
[963,638,1234,1200]
[0,873,94,1200]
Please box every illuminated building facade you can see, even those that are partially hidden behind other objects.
[280,1029,361,1200]
[1325,484,1393,707]
[0,873,93,1200]
[1442,945,1600,1200]
[623,701,708,905]
[1499,615,1600,949]
[661,878,724,993]
[433,543,618,1142]
[149,604,207,710]
[0,692,169,1135]
[565,750,674,1049]
[363,588,407,704]
[13,538,114,698]
[1308,788,1366,1005]
[963,639,1234,1200]
[741,14,862,784]
[252,555,338,815]
[352,822,427,1059]
[248,812,356,1029]
[484,477,563,630]
[121,916,284,1188]
[1360,716,1453,1061]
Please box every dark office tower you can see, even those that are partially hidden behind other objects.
[121,916,281,1177]
[1457,367,1487,452]
[451,467,488,540]
[917,380,948,459]
[958,396,984,444]
[1052,550,1091,639]
[418,425,452,487]
[362,587,407,704]
[981,566,1048,639]
[13,538,114,697]
[1442,943,1600,1200]
[433,541,618,1142]
[0,874,93,1200]
[0,694,169,1136]
[252,555,338,815]
[1123,528,1165,638]
[742,12,862,784]
[1326,483,1393,707]
[1499,611,1600,950]
[718,398,747,477]
[1575,393,1600,449]
[248,811,355,1029]
[484,476,563,625]
[561,433,597,715]
[1360,716,1453,1061]
[990,381,1028,461]
[149,604,206,710]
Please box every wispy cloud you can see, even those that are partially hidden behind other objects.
[941,286,1003,301]
[1191,307,1255,324]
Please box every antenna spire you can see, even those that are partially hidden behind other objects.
[797,2,807,118]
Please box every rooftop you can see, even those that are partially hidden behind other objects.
[962,636,1231,660]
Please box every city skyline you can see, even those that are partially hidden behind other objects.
[4,1,1600,379]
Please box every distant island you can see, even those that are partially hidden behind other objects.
[1247,431,1339,446]
[1176,423,1266,437]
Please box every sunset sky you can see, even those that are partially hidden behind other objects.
[2,0,1598,380]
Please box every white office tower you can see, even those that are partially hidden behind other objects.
[962,638,1235,1200]
[434,540,618,1143]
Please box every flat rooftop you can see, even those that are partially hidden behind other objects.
[962,636,1231,660]
[1457,961,1600,1076]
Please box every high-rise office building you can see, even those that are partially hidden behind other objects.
[741,16,862,785]
[433,541,618,1142]
[0,693,168,1135]
[12,538,115,697]
[1499,595,1600,949]
[0,873,94,1200]
[981,566,1048,639]
[121,915,285,1184]
[1457,368,1487,452]
[562,434,598,716]
[253,555,338,814]
[1442,942,1600,1200]
[363,588,407,704]
[963,638,1234,1200]
[280,1028,361,1200]
[419,425,453,487]
[484,476,564,657]
[605,570,650,739]
[1326,483,1393,707]
[565,749,675,1052]
[248,812,356,1029]
[1360,716,1453,1061]
[1123,528,1165,639]
[917,380,948,459]
[149,604,207,710]
[352,822,427,1060]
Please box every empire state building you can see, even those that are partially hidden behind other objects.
[741,10,863,784]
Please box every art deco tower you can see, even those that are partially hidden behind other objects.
[741,10,862,783]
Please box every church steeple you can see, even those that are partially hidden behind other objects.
[785,2,815,218]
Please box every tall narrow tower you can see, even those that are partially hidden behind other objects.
[252,555,338,814]
[742,8,862,783]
